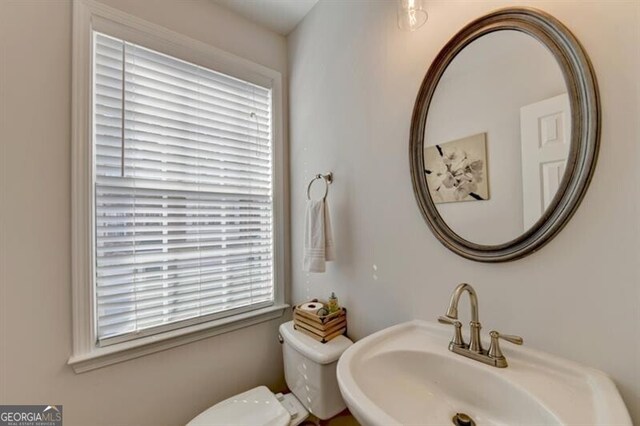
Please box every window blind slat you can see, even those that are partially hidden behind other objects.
[94,112,271,153]
[98,280,273,312]
[95,175,272,195]
[96,254,273,278]
[96,236,273,256]
[96,244,272,267]
[97,229,272,244]
[98,288,274,334]
[96,168,272,189]
[95,192,272,208]
[95,121,271,158]
[98,290,273,337]
[98,273,273,307]
[95,132,271,165]
[95,184,272,200]
[98,264,272,293]
[96,34,270,103]
[96,81,270,125]
[96,152,272,178]
[121,97,270,140]
[125,52,270,107]
[98,282,273,324]
[93,32,275,343]
[123,67,270,112]
[124,43,270,97]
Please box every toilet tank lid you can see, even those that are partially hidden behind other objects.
[279,321,353,364]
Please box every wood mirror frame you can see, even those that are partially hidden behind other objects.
[409,7,600,262]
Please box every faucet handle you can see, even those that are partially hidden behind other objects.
[488,330,523,360]
[437,315,458,326]
[495,332,523,345]
[438,316,465,347]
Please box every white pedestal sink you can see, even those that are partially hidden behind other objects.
[337,320,630,426]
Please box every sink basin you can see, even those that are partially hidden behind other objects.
[337,320,630,426]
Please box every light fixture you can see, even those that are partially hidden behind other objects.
[397,0,428,31]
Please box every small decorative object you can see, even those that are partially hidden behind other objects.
[327,292,340,314]
[293,299,347,343]
[316,307,329,316]
[424,133,490,203]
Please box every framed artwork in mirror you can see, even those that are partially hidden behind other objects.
[424,133,489,204]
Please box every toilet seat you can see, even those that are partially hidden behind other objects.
[187,386,308,426]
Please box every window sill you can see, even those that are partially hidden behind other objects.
[68,304,289,373]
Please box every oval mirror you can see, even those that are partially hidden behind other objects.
[410,8,599,262]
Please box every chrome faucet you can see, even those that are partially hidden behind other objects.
[438,283,523,368]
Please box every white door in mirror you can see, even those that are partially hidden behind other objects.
[520,93,571,230]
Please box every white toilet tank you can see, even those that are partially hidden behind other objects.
[279,321,353,420]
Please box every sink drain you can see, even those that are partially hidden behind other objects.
[452,413,476,426]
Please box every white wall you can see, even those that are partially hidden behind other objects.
[426,31,566,244]
[288,0,640,422]
[0,1,289,425]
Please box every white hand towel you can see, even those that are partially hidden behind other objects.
[303,199,335,272]
[324,201,335,261]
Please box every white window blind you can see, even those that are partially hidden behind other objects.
[93,32,274,345]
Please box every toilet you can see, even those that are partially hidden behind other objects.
[187,321,353,426]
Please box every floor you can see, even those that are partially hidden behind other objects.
[304,409,360,426]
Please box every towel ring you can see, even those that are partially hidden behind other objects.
[307,173,333,201]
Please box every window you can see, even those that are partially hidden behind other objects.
[93,32,276,344]
[70,0,285,372]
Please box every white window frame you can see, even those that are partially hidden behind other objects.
[69,0,288,373]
